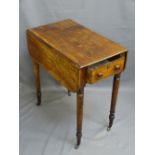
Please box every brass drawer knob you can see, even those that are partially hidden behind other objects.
[96,72,103,78]
[114,65,120,70]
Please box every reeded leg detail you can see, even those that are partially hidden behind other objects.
[75,88,84,149]
[107,73,121,131]
[33,60,41,106]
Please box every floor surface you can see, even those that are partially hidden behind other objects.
[19,85,135,155]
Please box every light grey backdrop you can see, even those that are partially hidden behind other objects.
[20,0,135,89]
[20,0,135,155]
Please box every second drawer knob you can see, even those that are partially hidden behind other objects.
[114,65,120,70]
[96,72,103,78]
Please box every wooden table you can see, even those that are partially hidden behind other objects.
[27,19,128,148]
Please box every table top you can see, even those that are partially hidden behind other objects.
[28,19,127,68]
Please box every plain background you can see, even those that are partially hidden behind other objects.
[20,0,135,89]
[19,0,135,155]
[2,1,155,155]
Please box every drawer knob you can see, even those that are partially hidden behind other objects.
[114,65,120,70]
[96,72,103,78]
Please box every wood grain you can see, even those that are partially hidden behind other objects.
[28,19,127,68]
[76,88,84,147]
[26,19,128,148]
[27,30,86,92]
[108,73,121,130]
[32,60,41,105]
[86,56,125,84]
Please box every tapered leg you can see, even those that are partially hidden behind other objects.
[107,73,121,131]
[68,90,71,96]
[33,61,41,106]
[75,88,84,149]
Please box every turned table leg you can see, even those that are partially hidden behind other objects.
[33,61,41,106]
[75,87,84,149]
[107,73,121,131]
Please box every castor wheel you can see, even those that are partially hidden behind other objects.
[107,127,111,131]
[74,144,80,149]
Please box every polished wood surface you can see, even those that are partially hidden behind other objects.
[87,55,125,84]
[76,88,84,148]
[26,19,128,148]
[107,73,121,131]
[32,60,41,105]
[28,19,127,68]
[27,30,86,92]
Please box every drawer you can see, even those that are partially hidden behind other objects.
[86,55,125,84]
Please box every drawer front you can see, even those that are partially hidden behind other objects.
[87,56,125,84]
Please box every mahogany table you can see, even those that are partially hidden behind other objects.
[27,19,128,148]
